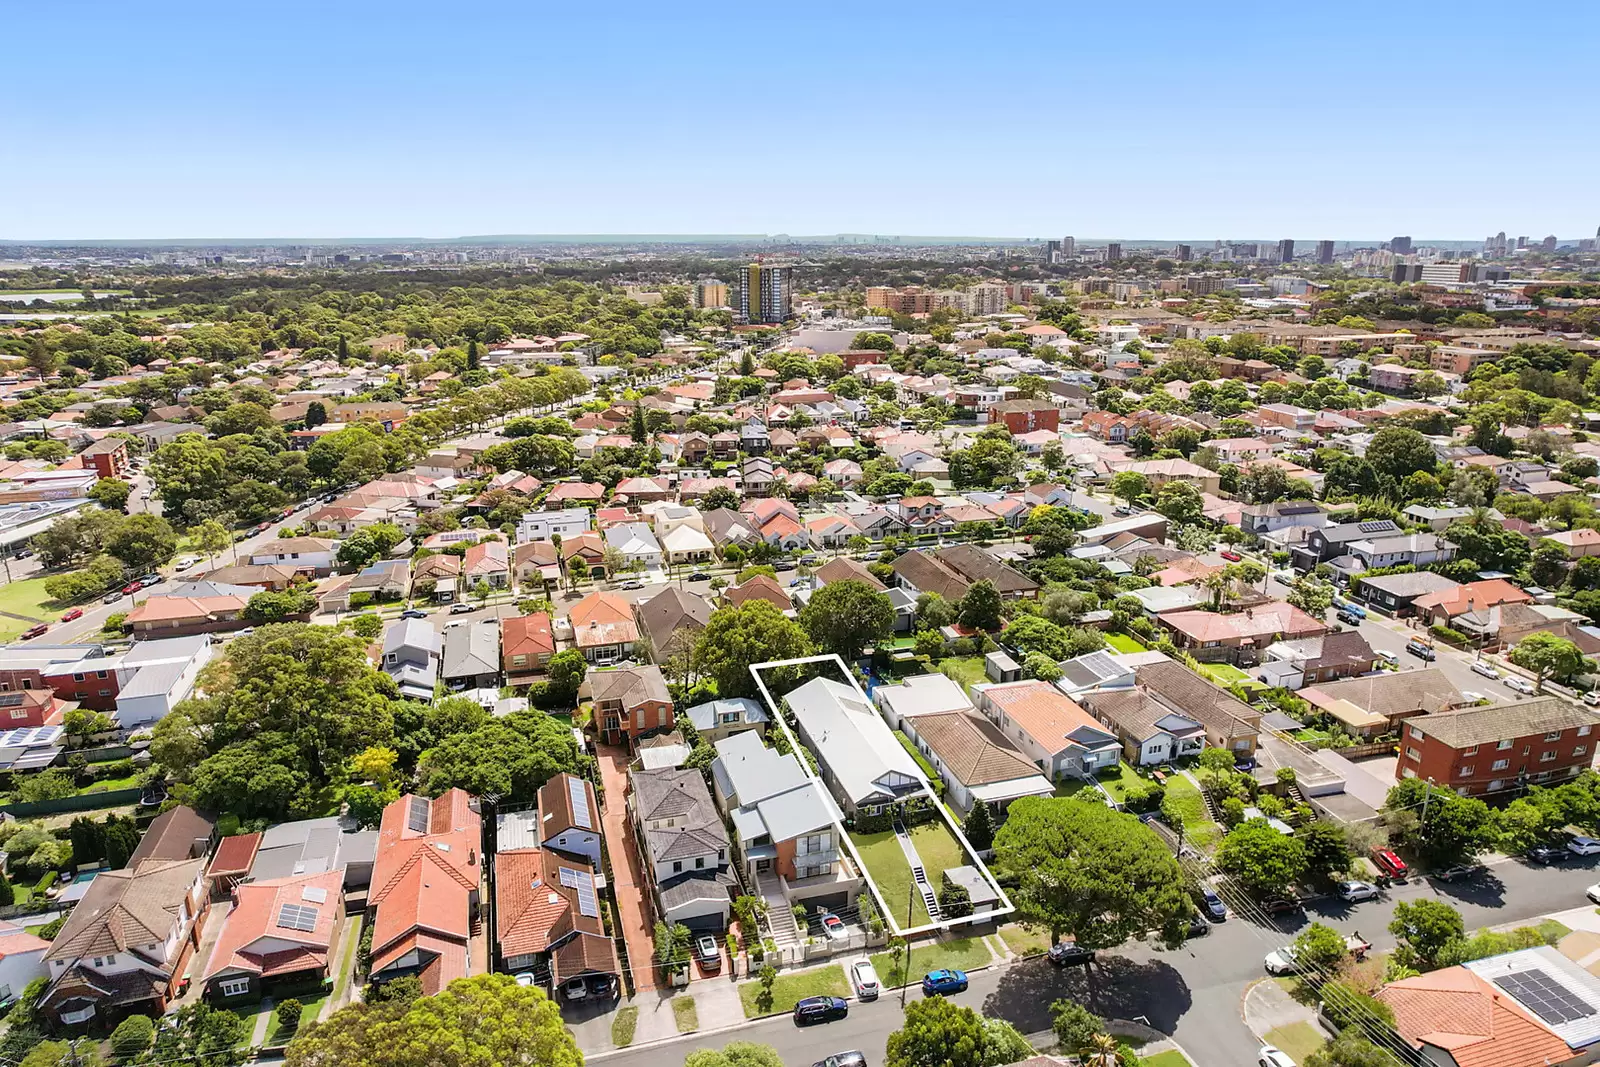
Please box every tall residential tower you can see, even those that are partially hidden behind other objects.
[734,262,793,325]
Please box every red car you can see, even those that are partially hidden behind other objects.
[1372,848,1409,880]
[1220,550,1243,562]
[60,608,83,622]
[122,581,143,595]
[20,623,48,640]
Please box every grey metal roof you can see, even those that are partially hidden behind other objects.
[786,677,924,805]
[442,620,500,679]
[384,617,439,655]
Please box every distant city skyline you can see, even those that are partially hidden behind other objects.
[6,1,1597,240]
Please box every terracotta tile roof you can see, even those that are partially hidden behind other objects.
[494,848,606,959]
[910,710,1041,787]
[537,772,598,839]
[813,557,884,590]
[724,574,791,610]
[546,482,606,502]
[1413,579,1534,618]
[586,664,670,709]
[1161,602,1326,644]
[502,613,555,660]
[202,870,342,982]
[570,592,638,648]
[1380,966,1570,1067]
[369,790,480,978]
[980,681,1112,755]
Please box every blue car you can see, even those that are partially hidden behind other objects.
[921,968,969,996]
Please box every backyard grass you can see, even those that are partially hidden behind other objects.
[738,964,849,1018]
[672,995,698,1033]
[1162,776,1221,849]
[1142,1050,1198,1067]
[1096,762,1149,802]
[997,923,1051,957]
[850,830,931,928]
[871,934,993,987]
[1054,777,1094,798]
[938,656,988,694]
[1104,632,1148,654]
[611,1005,639,1046]
[1196,662,1251,685]
[0,576,62,641]
[1264,1022,1326,1064]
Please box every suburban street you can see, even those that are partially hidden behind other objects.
[595,853,1600,1067]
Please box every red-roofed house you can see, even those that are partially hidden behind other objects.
[0,920,50,1006]
[1413,579,1534,628]
[368,790,482,995]
[502,613,555,684]
[545,482,606,507]
[569,592,638,665]
[462,540,510,590]
[202,870,344,1001]
[206,833,262,900]
[493,848,619,1001]
[1158,602,1327,662]
[1380,965,1573,1067]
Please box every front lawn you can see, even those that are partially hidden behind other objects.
[997,923,1051,957]
[672,995,698,1033]
[1104,632,1148,654]
[1264,1022,1325,1065]
[871,934,993,987]
[738,963,849,1018]
[611,1005,639,1046]
[1096,762,1148,802]
[1142,1051,1198,1067]
[938,656,988,694]
[271,993,327,1041]
[909,820,967,875]
[1162,776,1221,849]
[850,830,930,928]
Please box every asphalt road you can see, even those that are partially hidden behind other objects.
[594,853,1600,1067]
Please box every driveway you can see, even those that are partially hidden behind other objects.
[597,743,657,994]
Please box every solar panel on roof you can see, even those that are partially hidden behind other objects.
[1498,969,1597,1025]
[1357,520,1394,533]
[277,903,318,932]
[567,777,593,831]
[301,886,328,904]
[407,795,431,833]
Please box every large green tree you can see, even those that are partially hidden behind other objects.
[1389,899,1466,971]
[1382,777,1498,864]
[286,974,581,1067]
[992,797,1191,949]
[151,625,397,819]
[416,711,585,802]
[694,601,815,698]
[684,1043,785,1067]
[1508,632,1585,692]
[957,579,1004,632]
[1365,426,1437,484]
[1216,818,1307,897]
[799,579,894,660]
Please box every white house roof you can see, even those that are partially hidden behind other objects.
[875,674,973,721]
[660,525,714,553]
[604,522,661,556]
[785,677,925,805]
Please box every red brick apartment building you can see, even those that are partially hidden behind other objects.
[1399,697,1600,796]
[987,399,1061,434]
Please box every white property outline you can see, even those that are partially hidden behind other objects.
[748,653,1014,937]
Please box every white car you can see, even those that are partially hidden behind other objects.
[1263,947,1302,975]
[1504,676,1537,695]
[1338,880,1379,903]
[1471,661,1501,680]
[1570,837,1600,856]
[514,972,536,987]
[1259,1045,1296,1067]
[850,960,881,1001]
[1586,884,1600,905]
[1584,692,1600,707]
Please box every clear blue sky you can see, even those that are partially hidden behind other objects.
[8,1,1597,241]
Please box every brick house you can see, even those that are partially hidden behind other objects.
[987,399,1060,434]
[1398,697,1600,796]
[583,664,674,747]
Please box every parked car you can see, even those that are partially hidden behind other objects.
[1220,550,1243,562]
[1263,947,1303,975]
[1048,941,1095,966]
[1528,844,1569,864]
[102,591,124,604]
[1113,504,1132,516]
[687,572,712,582]
[1234,756,1258,772]
[1187,914,1211,938]
[1435,863,1482,882]
[1471,660,1501,680]
[400,608,428,619]
[820,911,848,942]
[1336,610,1364,626]
[1568,836,1600,856]
[122,581,143,595]
[1405,640,1436,661]
[1587,884,1600,905]
[1337,880,1379,903]
[20,623,48,640]
[1505,675,1537,695]
[619,579,644,590]
[1259,1045,1297,1067]
[921,969,969,996]
[794,996,849,1025]
[1257,896,1303,916]
[1333,601,1366,620]
[850,961,880,1001]
[695,935,721,974]
[773,560,797,571]
[253,522,272,534]
[813,1055,867,1067]
[1584,691,1600,707]
[1371,848,1409,880]
[1376,649,1398,666]
[1199,889,1227,921]
[59,608,83,622]
[13,548,32,559]
[449,603,476,614]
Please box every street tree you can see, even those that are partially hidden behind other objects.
[106,514,178,570]
[992,797,1191,949]
[1508,632,1585,692]
[884,997,985,1067]
[1293,922,1350,974]
[694,601,816,699]
[1389,899,1465,971]
[1383,778,1498,864]
[1217,819,1307,897]
[1285,575,1335,619]
[684,1042,786,1067]
[1109,470,1149,505]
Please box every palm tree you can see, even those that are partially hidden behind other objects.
[1082,1034,1121,1067]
